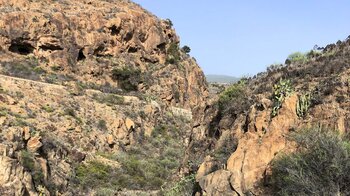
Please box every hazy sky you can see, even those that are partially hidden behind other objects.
[133,0,350,77]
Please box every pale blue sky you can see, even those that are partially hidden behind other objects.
[133,1,350,77]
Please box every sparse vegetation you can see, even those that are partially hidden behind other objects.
[296,93,311,117]
[211,133,237,164]
[181,45,191,54]
[0,85,4,94]
[285,52,308,64]
[75,161,115,189]
[50,65,63,72]
[20,150,44,187]
[2,61,44,81]
[306,49,322,59]
[218,79,247,109]
[166,43,181,64]
[64,107,82,124]
[165,18,173,27]
[92,93,124,106]
[267,63,283,72]
[75,123,185,192]
[64,108,77,118]
[270,128,350,195]
[111,67,141,91]
[271,79,293,117]
[10,117,29,127]
[163,174,196,196]
[97,119,108,131]
[42,104,54,113]
[0,107,8,117]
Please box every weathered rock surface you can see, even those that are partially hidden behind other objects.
[27,136,43,153]
[199,170,237,196]
[0,156,36,195]
[226,95,298,195]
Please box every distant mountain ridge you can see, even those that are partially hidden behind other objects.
[206,74,239,83]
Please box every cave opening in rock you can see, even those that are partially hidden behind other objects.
[156,43,166,52]
[123,32,133,42]
[77,48,86,61]
[109,25,120,36]
[9,41,34,55]
[127,47,138,53]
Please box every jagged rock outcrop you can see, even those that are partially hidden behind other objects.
[0,0,208,110]
[0,156,36,195]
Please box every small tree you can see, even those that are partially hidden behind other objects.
[181,45,191,54]
[165,18,173,27]
[166,43,181,64]
[285,52,307,64]
[111,67,141,91]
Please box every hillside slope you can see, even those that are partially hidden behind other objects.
[193,39,350,195]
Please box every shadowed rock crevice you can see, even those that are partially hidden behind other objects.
[39,44,63,51]
[109,25,121,36]
[77,48,86,61]
[123,32,133,42]
[127,46,138,53]
[9,41,34,55]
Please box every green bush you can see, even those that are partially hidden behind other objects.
[20,150,44,186]
[64,108,77,118]
[165,18,173,27]
[271,79,293,117]
[306,50,322,59]
[270,128,350,195]
[285,52,308,64]
[111,67,141,91]
[2,61,45,81]
[75,161,114,189]
[166,43,181,64]
[42,104,54,113]
[0,107,8,117]
[163,174,196,196]
[63,107,82,124]
[181,45,191,54]
[97,119,108,131]
[218,79,247,110]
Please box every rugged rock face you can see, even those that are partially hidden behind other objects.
[0,0,208,110]
[194,39,350,195]
[0,0,209,195]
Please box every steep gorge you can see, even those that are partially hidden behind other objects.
[1,0,350,195]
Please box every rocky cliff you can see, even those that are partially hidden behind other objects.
[0,0,208,110]
[0,0,208,195]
